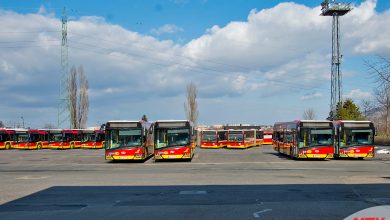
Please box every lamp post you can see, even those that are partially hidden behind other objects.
[21,116,24,128]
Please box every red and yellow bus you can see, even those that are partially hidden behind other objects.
[256,130,264,146]
[0,129,17,149]
[81,129,105,149]
[200,130,227,148]
[13,129,49,150]
[273,120,334,159]
[227,129,256,149]
[334,120,375,159]
[49,129,82,149]
[105,120,153,161]
[154,120,195,160]
[263,131,273,145]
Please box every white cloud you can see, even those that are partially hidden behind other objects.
[150,24,184,35]
[300,92,323,100]
[37,5,46,15]
[344,89,372,100]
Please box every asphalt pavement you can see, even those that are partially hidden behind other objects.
[0,146,389,220]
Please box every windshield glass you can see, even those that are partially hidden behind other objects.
[345,128,374,145]
[51,133,63,142]
[18,134,29,142]
[28,133,40,142]
[63,133,74,142]
[202,131,216,142]
[107,129,142,149]
[83,133,96,142]
[0,134,8,142]
[229,131,243,142]
[155,128,190,149]
[299,128,333,148]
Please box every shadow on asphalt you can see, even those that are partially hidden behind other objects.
[0,184,389,219]
[265,152,332,161]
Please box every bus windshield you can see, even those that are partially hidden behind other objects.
[28,133,40,142]
[63,133,75,142]
[300,128,333,148]
[18,134,29,142]
[83,133,96,142]
[155,128,190,149]
[51,133,63,142]
[229,131,243,142]
[202,131,216,142]
[108,129,142,149]
[345,128,374,146]
[0,134,8,142]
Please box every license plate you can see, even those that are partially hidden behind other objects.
[311,154,321,158]
[353,154,363,157]
[118,156,128,159]
[168,155,179,158]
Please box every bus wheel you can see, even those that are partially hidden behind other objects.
[37,144,42,150]
[358,157,364,160]
[5,143,11,150]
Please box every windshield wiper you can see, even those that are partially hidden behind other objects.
[109,145,141,150]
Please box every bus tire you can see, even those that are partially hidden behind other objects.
[5,143,11,150]
[37,144,42,150]
[358,157,364,160]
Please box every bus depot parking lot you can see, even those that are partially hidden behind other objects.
[0,146,389,220]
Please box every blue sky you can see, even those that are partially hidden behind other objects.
[0,0,389,128]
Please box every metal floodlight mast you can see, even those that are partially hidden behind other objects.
[58,7,70,129]
[321,0,352,120]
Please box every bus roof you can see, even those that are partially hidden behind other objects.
[0,129,16,134]
[62,129,82,134]
[28,129,48,134]
[334,120,372,123]
[154,120,192,128]
[106,120,141,123]
[155,120,189,123]
[105,120,148,129]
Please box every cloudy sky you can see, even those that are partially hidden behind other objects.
[0,0,389,128]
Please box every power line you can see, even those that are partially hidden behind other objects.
[67,42,330,93]
[68,32,254,73]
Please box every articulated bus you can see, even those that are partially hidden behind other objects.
[334,120,375,159]
[273,120,334,159]
[49,129,82,149]
[81,129,105,149]
[200,130,227,148]
[263,131,273,145]
[105,120,153,161]
[0,129,16,149]
[154,120,195,160]
[13,129,49,150]
[226,129,256,149]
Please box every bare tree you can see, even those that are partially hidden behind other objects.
[184,82,199,126]
[360,99,374,119]
[77,66,89,129]
[374,85,390,136]
[303,108,316,120]
[366,56,390,136]
[67,66,77,129]
[67,65,89,129]
[0,121,4,128]
[365,56,390,87]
